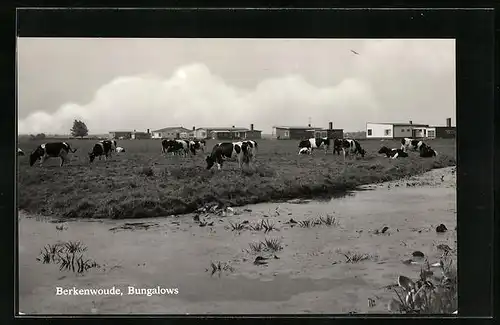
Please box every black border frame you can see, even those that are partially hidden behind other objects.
[3,5,496,321]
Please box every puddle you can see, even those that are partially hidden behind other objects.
[18,167,456,314]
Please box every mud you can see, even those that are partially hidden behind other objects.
[18,167,457,315]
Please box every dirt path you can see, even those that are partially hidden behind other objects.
[18,167,457,315]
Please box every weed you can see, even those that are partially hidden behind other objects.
[207,261,234,277]
[318,214,338,226]
[228,221,247,231]
[261,219,277,233]
[248,242,264,253]
[262,237,283,252]
[387,257,457,314]
[298,219,314,228]
[36,241,98,274]
[337,250,371,263]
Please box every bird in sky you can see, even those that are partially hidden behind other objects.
[350,49,360,55]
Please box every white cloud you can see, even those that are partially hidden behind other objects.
[17,39,455,135]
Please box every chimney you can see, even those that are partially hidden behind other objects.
[409,121,413,125]
[328,122,333,130]
[147,129,150,134]
[446,118,451,127]
[250,123,254,131]
[232,125,235,128]
[308,123,311,127]
[192,126,195,131]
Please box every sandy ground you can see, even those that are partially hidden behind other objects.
[18,167,457,315]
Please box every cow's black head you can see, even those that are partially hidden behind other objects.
[88,152,96,163]
[378,146,390,154]
[206,155,215,170]
[29,148,43,166]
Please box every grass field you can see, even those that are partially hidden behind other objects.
[17,138,456,219]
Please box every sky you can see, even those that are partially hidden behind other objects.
[17,38,455,135]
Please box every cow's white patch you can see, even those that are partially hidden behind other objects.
[308,138,317,149]
[40,143,46,150]
[298,147,311,155]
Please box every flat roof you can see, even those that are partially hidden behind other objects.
[152,127,190,132]
[273,126,321,130]
[366,122,430,127]
[197,127,248,131]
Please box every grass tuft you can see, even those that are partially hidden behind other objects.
[387,257,457,314]
[207,260,234,277]
[36,241,98,274]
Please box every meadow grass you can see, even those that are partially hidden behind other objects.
[17,138,456,219]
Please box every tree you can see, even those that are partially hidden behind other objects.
[70,120,89,138]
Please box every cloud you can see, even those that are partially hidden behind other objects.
[17,39,455,135]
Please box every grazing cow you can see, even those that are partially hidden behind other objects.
[17,148,25,156]
[419,145,438,158]
[29,142,77,167]
[332,138,344,155]
[298,147,311,155]
[98,140,116,156]
[298,137,330,154]
[243,140,258,161]
[115,146,125,153]
[378,146,409,159]
[88,140,117,163]
[162,139,190,157]
[188,139,206,155]
[401,137,427,152]
[338,139,366,158]
[206,141,254,170]
[109,140,117,152]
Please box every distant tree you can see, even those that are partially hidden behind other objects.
[34,133,46,140]
[70,120,89,138]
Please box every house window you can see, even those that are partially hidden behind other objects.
[384,129,392,136]
[428,130,435,137]
[321,131,327,138]
[367,129,372,136]
[284,131,289,137]
[407,129,410,132]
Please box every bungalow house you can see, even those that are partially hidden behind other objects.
[151,127,191,139]
[195,124,262,140]
[109,131,132,140]
[273,122,343,140]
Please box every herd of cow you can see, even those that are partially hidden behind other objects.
[297,136,438,159]
[16,136,437,170]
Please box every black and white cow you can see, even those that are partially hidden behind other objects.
[29,142,77,167]
[298,137,330,154]
[378,146,409,159]
[243,140,258,160]
[89,140,114,163]
[162,139,190,157]
[17,148,25,156]
[401,138,427,152]
[338,139,366,158]
[188,139,206,155]
[206,141,254,170]
[419,145,438,158]
[332,138,344,155]
[108,140,117,153]
[98,140,117,158]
